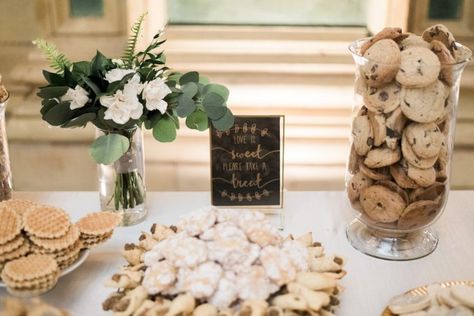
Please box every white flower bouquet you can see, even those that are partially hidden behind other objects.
[34,14,234,212]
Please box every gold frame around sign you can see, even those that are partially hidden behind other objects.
[209,115,285,211]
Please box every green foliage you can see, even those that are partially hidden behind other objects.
[33,39,72,74]
[186,110,209,131]
[211,108,234,131]
[122,13,147,68]
[153,116,177,142]
[90,134,130,164]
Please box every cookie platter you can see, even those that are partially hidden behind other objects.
[382,281,474,315]
[0,249,90,288]
[0,199,121,297]
[102,208,347,315]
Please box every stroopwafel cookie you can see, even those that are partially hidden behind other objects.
[29,225,80,252]
[76,211,121,237]
[0,240,30,263]
[31,239,82,258]
[0,235,25,256]
[81,231,113,249]
[23,206,70,239]
[0,207,22,245]
[0,199,41,218]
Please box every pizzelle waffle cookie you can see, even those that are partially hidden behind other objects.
[1,254,59,297]
[103,209,348,316]
[23,206,71,239]
[0,199,41,218]
[0,207,22,245]
[29,225,80,252]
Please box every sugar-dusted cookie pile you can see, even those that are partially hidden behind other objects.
[0,296,69,316]
[103,209,347,316]
[348,24,472,230]
[0,198,121,297]
[387,283,474,315]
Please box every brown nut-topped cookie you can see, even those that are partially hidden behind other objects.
[362,39,401,87]
[360,185,407,223]
[396,47,440,88]
[400,80,448,123]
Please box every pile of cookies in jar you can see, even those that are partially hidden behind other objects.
[103,209,347,316]
[347,24,472,230]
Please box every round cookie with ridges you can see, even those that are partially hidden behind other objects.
[364,147,401,168]
[363,82,401,114]
[347,171,373,203]
[359,185,407,223]
[23,206,70,239]
[405,122,443,159]
[400,80,448,123]
[351,115,373,156]
[398,200,439,230]
[396,47,441,88]
[0,207,22,245]
[362,39,401,87]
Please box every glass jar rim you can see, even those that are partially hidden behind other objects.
[348,38,472,67]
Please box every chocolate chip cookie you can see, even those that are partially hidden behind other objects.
[364,147,401,168]
[390,160,418,189]
[362,39,401,87]
[400,80,447,123]
[405,122,443,159]
[363,82,401,114]
[368,111,387,147]
[398,200,439,230]
[396,47,440,88]
[360,185,407,223]
[407,164,436,187]
[422,24,457,55]
[352,115,374,156]
[401,133,438,169]
[347,172,373,203]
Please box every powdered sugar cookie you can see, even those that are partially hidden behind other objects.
[236,265,274,301]
[208,271,238,309]
[260,246,296,286]
[178,208,216,237]
[281,240,309,272]
[183,261,222,299]
[142,260,176,295]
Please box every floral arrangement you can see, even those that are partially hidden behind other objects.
[34,14,234,211]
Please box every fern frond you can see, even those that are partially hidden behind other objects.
[33,39,72,74]
[122,12,147,68]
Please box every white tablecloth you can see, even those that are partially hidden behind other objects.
[1,191,473,315]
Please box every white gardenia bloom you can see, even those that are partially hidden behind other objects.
[124,74,144,95]
[100,89,143,125]
[104,68,135,83]
[61,85,89,110]
[112,59,125,67]
[142,78,172,114]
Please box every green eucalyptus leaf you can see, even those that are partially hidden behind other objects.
[181,82,198,98]
[90,133,130,164]
[153,117,177,142]
[42,70,65,86]
[42,101,75,126]
[203,92,227,120]
[179,71,199,85]
[203,84,229,101]
[176,94,196,118]
[186,110,209,131]
[144,111,162,130]
[37,86,69,99]
[211,108,234,131]
[62,112,96,128]
[199,76,210,84]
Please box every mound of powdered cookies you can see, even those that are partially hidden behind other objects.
[347,24,472,230]
[103,209,347,316]
[386,282,474,315]
[0,198,121,297]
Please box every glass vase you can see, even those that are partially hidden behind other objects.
[0,97,12,201]
[345,39,471,260]
[97,127,146,226]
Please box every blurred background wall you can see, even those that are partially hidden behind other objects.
[0,0,473,191]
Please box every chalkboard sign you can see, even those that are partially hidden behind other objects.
[210,116,284,207]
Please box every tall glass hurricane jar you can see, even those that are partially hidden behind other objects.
[0,96,12,201]
[97,127,146,226]
[346,37,471,260]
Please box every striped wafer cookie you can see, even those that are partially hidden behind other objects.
[0,199,41,218]
[0,235,25,256]
[0,207,22,245]
[29,225,80,252]
[0,240,30,263]
[76,211,121,236]
[23,206,70,239]
[1,254,58,282]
